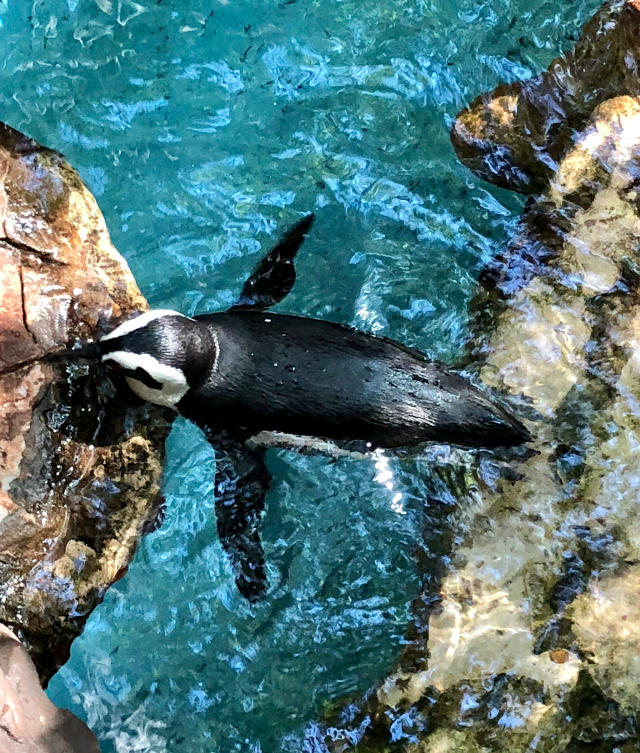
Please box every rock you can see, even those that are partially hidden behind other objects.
[407,730,490,753]
[0,121,172,683]
[451,0,640,193]
[569,567,640,712]
[473,96,640,415]
[0,623,100,753]
[313,97,640,752]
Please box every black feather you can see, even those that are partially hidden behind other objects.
[230,213,315,311]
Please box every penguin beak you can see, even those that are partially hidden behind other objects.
[39,340,102,368]
[68,341,102,360]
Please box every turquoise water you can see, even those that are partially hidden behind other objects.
[0,0,601,750]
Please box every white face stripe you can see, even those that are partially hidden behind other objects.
[102,350,189,409]
[101,309,193,342]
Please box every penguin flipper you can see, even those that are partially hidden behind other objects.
[212,438,271,602]
[229,213,315,311]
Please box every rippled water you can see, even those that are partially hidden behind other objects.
[0,0,602,750]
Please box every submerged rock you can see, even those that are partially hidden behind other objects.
[451,0,640,193]
[313,44,640,753]
[569,567,640,713]
[0,121,172,684]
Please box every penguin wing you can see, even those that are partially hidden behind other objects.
[210,435,271,601]
[229,213,315,311]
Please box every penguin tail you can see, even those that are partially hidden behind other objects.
[461,397,532,448]
[423,371,532,449]
[490,412,532,447]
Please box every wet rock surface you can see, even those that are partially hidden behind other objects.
[0,624,100,753]
[0,121,172,685]
[311,7,640,751]
[451,0,640,193]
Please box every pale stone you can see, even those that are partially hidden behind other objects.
[480,280,590,417]
[569,568,640,711]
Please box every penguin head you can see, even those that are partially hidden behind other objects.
[97,310,212,409]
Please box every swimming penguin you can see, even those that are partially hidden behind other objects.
[92,215,530,600]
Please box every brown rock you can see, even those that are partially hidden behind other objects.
[451,0,640,193]
[549,649,570,664]
[0,624,100,753]
[0,121,172,683]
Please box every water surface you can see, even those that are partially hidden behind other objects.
[0,0,602,750]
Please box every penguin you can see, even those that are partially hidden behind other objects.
[92,214,530,601]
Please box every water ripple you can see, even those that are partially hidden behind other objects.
[0,0,602,749]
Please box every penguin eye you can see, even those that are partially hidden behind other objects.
[121,366,163,391]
